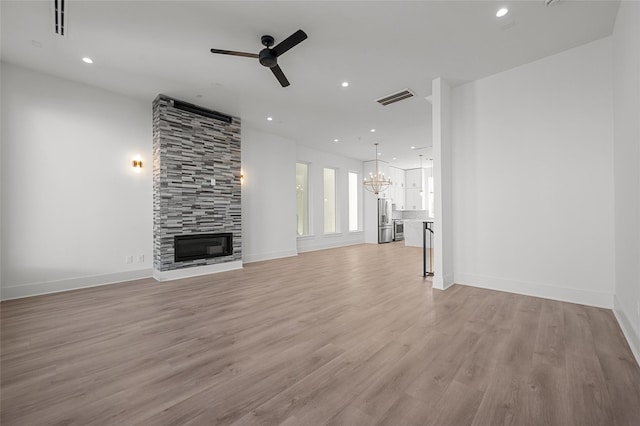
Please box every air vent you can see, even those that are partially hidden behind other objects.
[52,0,67,37]
[376,89,415,106]
[172,100,233,123]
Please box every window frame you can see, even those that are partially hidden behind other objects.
[323,167,338,234]
[348,170,360,232]
[296,162,311,236]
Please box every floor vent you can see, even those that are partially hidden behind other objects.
[376,89,415,106]
[52,0,67,37]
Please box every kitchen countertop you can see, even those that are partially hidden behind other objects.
[403,220,434,248]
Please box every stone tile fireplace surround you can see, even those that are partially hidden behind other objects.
[152,95,242,280]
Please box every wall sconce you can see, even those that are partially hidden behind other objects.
[240,169,245,185]
[132,155,143,172]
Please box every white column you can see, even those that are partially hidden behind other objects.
[432,78,454,290]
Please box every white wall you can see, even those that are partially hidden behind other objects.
[0,63,366,299]
[451,37,615,308]
[612,1,640,361]
[1,63,153,299]
[241,127,298,263]
[296,145,364,252]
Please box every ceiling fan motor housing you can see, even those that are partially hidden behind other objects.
[261,35,275,47]
[259,49,277,68]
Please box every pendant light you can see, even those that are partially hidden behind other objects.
[363,143,391,195]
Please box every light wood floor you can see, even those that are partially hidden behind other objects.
[2,243,639,425]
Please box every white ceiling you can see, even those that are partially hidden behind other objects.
[1,0,620,169]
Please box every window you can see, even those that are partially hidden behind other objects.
[323,168,336,233]
[348,172,359,231]
[296,163,309,236]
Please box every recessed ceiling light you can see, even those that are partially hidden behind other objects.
[333,138,339,142]
[370,129,376,133]
[267,117,273,121]
[377,152,382,156]
[82,57,93,64]
[496,8,508,17]
[392,157,397,161]
[341,81,349,88]
[411,146,416,150]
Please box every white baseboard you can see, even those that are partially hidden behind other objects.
[243,249,298,264]
[297,238,364,254]
[613,296,640,368]
[454,272,614,309]
[433,273,455,291]
[153,261,243,282]
[1,269,153,301]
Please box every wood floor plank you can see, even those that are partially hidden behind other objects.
[374,392,434,426]
[597,353,640,426]
[471,368,526,426]
[512,362,570,426]
[565,353,616,426]
[498,299,541,376]
[532,299,566,369]
[1,243,639,425]
[452,325,511,392]
[403,328,481,417]
[229,337,412,426]
[347,334,443,419]
[489,291,522,331]
[427,380,484,426]
[563,302,599,359]
[323,405,374,426]
[137,341,346,425]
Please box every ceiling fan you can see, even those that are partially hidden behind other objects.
[210,29,307,87]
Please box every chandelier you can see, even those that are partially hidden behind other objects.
[363,143,391,195]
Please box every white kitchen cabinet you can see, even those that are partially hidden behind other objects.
[398,173,406,210]
[405,188,423,210]
[405,168,425,210]
[394,167,405,209]
[405,168,422,189]
[388,166,405,209]
[387,166,396,203]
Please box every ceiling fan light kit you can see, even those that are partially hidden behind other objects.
[210,29,307,87]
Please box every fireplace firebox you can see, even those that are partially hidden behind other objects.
[174,233,233,262]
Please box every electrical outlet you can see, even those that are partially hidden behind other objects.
[125,256,134,264]
[137,254,145,263]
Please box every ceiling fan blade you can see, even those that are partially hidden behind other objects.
[270,65,290,87]
[210,48,258,59]
[272,29,307,57]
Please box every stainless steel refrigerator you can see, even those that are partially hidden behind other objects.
[378,198,393,243]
